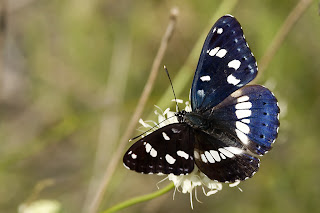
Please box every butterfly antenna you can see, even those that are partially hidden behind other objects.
[164,65,180,112]
[129,114,177,141]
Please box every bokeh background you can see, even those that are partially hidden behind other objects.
[1,0,320,212]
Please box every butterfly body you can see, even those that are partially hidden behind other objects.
[182,111,210,130]
[123,15,280,183]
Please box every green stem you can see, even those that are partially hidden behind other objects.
[101,183,175,213]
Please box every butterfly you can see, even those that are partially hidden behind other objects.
[123,15,280,183]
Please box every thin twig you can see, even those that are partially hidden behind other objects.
[87,8,179,213]
[0,0,7,89]
[255,0,312,81]
[101,183,174,213]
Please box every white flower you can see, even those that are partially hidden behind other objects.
[138,100,242,208]
[18,199,61,213]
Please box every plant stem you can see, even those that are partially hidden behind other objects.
[101,183,175,213]
[255,0,312,81]
[86,8,179,213]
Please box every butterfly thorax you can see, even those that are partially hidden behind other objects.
[182,111,210,131]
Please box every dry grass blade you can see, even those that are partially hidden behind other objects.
[256,0,313,80]
[86,8,179,213]
[0,0,6,87]
[82,36,132,212]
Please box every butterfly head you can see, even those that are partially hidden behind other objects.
[175,110,186,123]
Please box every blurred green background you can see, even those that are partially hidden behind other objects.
[1,0,320,212]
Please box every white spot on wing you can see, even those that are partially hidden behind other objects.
[218,148,234,158]
[236,121,250,134]
[237,96,249,102]
[235,102,252,110]
[217,28,223,34]
[128,151,132,155]
[131,153,137,159]
[235,109,252,119]
[201,154,208,163]
[165,154,176,164]
[150,148,157,157]
[228,59,241,70]
[177,150,189,159]
[227,74,241,85]
[208,47,220,56]
[210,150,221,162]
[200,75,211,82]
[220,153,226,159]
[205,151,215,163]
[194,151,200,159]
[145,143,152,153]
[197,89,205,98]
[171,128,180,133]
[162,132,170,140]
[216,49,227,58]
[212,27,216,33]
[224,147,243,155]
[241,119,250,124]
[235,129,249,145]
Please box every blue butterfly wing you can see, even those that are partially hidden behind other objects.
[191,15,258,112]
[204,85,280,155]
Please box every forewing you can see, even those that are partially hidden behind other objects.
[207,85,280,155]
[194,129,260,183]
[123,123,195,175]
[191,15,258,111]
